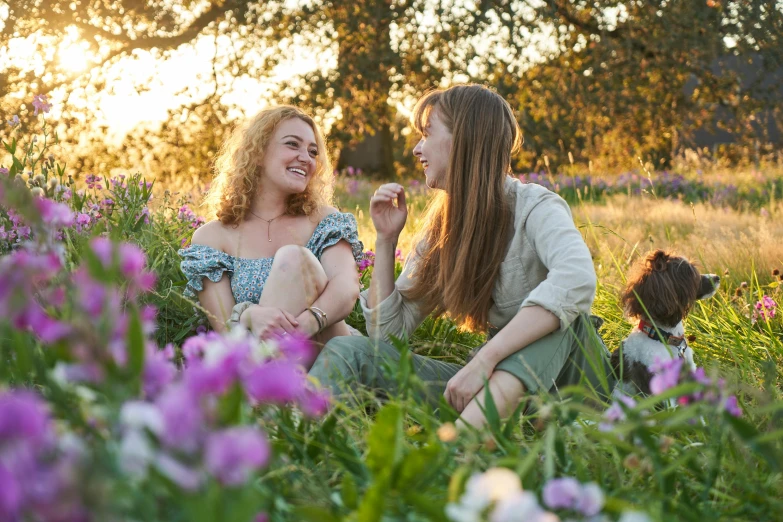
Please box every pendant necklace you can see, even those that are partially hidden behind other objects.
[248,209,287,242]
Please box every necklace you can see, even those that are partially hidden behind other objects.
[248,209,287,242]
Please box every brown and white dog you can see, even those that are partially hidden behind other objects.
[611,250,720,396]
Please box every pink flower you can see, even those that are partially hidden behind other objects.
[243,360,307,405]
[35,198,74,227]
[90,237,114,267]
[204,427,270,485]
[649,358,684,395]
[724,395,742,417]
[0,167,9,175]
[32,94,52,116]
[118,243,146,278]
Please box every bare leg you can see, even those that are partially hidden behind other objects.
[258,245,351,343]
[456,370,526,430]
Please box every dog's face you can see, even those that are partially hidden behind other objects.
[622,250,719,326]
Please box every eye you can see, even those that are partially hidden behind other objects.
[286,141,299,148]
[309,149,319,157]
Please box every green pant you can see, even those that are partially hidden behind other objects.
[308,314,615,409]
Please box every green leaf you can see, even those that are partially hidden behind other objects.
[4,137,17,155]
[482,380,502,435]
[403,491,449,521]
[292,506,340,522]
[342,473,359,510]
[365,403,403,474]
[217,382,244,426]
[397,442,442,489]
[447,465,471,502]
[725,413,782,471]
[356,473,390,522]
[126,306,146,384]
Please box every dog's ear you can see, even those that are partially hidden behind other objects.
[622,250,700,326]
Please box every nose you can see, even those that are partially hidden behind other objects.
[413,139,423,157]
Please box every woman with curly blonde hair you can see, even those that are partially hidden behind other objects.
[179,106,363,348]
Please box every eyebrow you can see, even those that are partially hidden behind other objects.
[282,134,318,148]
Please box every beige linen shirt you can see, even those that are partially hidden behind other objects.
[360,176,597,341]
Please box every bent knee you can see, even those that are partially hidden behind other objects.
[272,245,325,278]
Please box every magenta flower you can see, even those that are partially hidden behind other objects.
[143,345,177,399]
[243,360,307,405]
[204,427,270,486]
[276,332,316,367]
[649,358,684,395]
[155,384,204,452]
[0,167,9,175]
[300,388,331,417]
[35,198,74,227]
[119,243,146,277]
[32,94,52,116]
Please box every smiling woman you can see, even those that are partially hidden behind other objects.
[178,105,364,359]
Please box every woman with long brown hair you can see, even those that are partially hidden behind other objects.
[179,106,363,347]
[309,85,613,427]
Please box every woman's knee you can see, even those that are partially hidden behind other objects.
[270,245,327,289]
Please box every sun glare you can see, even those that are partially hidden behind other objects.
[56,26,95,73]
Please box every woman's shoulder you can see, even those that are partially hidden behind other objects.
[189,220,236,252]
[505,176,568,217]
[310,206,357,227]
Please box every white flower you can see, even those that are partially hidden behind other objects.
[120,401,164,435]
[491,490,559,522]
[446,468,524,522]
[119,430,154,479]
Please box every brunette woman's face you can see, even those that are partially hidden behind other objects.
[261,118,319,194]
[413,109,452,190]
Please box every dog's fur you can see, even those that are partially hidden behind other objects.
[611,250,720,396]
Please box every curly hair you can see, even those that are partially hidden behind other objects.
[204,106,334,225]
[621,250,701,326]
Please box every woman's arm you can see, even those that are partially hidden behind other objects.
[190,224,236,332]
[293,240,361,336]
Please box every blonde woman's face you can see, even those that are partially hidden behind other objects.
[261,117,319,194]
[413,109,452,190]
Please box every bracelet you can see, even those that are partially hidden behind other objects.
[306,306,327,333]
[227,301,254,329]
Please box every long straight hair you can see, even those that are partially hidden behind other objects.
[404,85,522,332]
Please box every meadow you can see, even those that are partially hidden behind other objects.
[1,105,782,522]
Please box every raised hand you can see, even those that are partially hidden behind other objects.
[370,183,408,242]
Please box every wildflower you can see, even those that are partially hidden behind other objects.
[751,295,777,323]
[120,401,165,436]
[143,345,177,399]
[155,384,204,452]
[7,115,20,127]
[35,197,75,227]
[740,281,748,288]
[0,167,8,175]
[649,358,684,395]
[438,422,458,442]
[491,490,558,522]
[32,94,52,116]
[542,477,605,516]
[118,429,155,478]
[243,360,307,405]
[773,269,780,276]
[300,388,331,417]
[724,395,742,417]
[155,453,202,491]
[204,427,270,485]
[542,477,581,510]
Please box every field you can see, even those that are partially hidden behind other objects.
[2,115,783,522]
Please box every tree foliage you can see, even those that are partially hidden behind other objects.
[2,0,781,176]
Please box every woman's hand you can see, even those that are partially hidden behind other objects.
[240,305,299,340]
[444,356,495,413]
[370,183,407,242]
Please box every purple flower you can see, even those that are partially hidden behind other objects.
[276,333,316,367]
[155,384,204,452]
[649,358,684,395]
[143,346,177,399]
[575,482,605,516]
[243,360,307,405]
[32,94,52,116]
[300,388,331,417]
[0,167,9,175]
[724,395,742,417]
[205,427,270,485]
[35,198,74,227]
[119,243,146,277]
[0,391,51,445]
[90,237,114,267]
[7,115,20,127]
[542,477,581,510]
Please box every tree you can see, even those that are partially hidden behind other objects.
[2,0,781,176]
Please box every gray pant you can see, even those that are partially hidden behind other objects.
[308,315,616,409]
